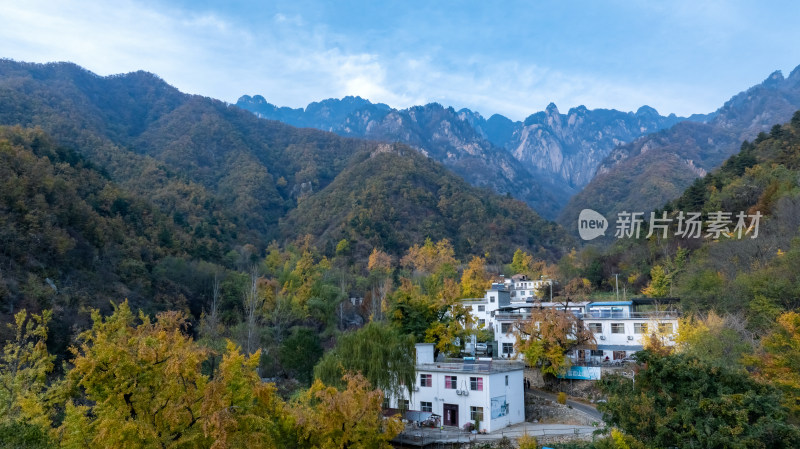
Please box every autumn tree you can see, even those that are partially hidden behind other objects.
[313,322,415,405]
[0,309,61,435]
[460,256,491,298]
[400,238,457,279]
[749,311,800,419]
[424,278,476,356]
[510,249,534,275]
[367,248,394,321]
[292,373,403,449]
[61,302,211,448]
[676,311,755,369]
[514,307,595,377]
[200,341,290,449]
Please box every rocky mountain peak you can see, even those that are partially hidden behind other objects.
[763,70,785,87]
[635,105,659,117]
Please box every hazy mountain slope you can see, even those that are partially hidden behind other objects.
[237,95,688,217]
[239,96,565,216]
[560,66,800,226]
[503,103,688,188]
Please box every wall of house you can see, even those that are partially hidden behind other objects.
[487,369,524,431]
[394,369,524,433]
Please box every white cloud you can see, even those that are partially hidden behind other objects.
[0,0,768,120]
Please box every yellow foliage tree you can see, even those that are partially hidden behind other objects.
[400,238,457,277]
[750,311,800,419]
[0,309,61,431]
[201,341,290,449]
[460,256,491,298]
[515,307,595,377]
[62,302,211,448]
[292,373,403,449]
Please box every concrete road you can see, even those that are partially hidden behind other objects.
[527,388,603,421]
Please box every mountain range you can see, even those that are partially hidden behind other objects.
[238,66,800,230]
[560,66,800,225]
[0,59,571,263]
[236,95,693,219]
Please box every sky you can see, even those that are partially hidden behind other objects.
[1,0,800,121]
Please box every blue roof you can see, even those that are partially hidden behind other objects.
[589,301,632,306]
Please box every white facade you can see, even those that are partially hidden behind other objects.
[462,283,510,335]
[391,343,525,433]
[493,299,679,363]
[504,274,553,303]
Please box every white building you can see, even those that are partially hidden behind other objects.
[504,274,553,303]
[461,282,509,335]
[389,343,525,433]
[493,298,679,363]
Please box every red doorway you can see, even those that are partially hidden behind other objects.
[443,403,458,426]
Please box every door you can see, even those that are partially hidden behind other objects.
[443,404,459,426]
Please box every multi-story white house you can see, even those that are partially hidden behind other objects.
[492,298,679,363]
[504,274,553,303]
[461,282,509,329]
[388,343,525,432]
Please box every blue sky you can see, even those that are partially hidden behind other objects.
[2,0,799,120]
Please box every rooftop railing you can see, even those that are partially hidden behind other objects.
[494,310,680,321]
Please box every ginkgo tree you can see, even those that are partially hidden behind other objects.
[0,309,62,433]
[61,302,212,448]
[514,306,595,377]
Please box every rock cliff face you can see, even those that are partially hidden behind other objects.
[237,96,685,218]
[561,65,800,227]
[503,103,686,189]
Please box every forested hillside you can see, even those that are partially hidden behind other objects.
[561,66,800,225]
[282,143,570,260]
[238,95,690,218]
[0,60,567,261]
[0,60,573,365]
[559,111,800,323]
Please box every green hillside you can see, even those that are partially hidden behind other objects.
[281,143,571,262]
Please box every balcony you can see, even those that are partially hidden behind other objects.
[494,310,679,321]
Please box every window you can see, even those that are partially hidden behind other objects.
[470,377,483,391]
[613,351,626,360]
[611,323,625,334]
[400,399,409,410]
[478,305,485,312]
[591,349,604,357]
[501,323,512,334]
[478,319,485,327]
[587,323,602,333]
[382,398,390,409]
[490,295,495,303]
[421,401,432,413]
[420,373,432,387]
[634,323,648,334]
[470,406,484,422]
[502,343,514,355]
[659,322,674,334]
[445,375,457,389]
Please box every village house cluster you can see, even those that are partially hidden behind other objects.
[386,274,680,432]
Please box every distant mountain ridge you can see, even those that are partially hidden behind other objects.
[560,65,800,226]
[237,95,691,218]
[0,59,570,264]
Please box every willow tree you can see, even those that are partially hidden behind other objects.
[313,322,415,405]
